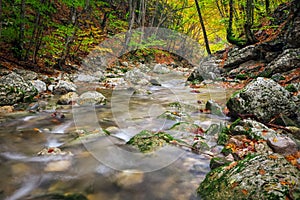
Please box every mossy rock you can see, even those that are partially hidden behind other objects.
[127,130,174,153]
[197,153,300,200]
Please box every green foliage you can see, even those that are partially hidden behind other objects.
[285,84,297,93]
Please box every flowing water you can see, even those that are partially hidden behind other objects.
[0,72,234,200]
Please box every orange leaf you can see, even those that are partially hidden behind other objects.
[225,161,237,170]
[262,130,268,136]
[241,189,248,195]
[259,169,266,175]
[269,155,278,159]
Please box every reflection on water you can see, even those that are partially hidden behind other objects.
[0,73,233,200]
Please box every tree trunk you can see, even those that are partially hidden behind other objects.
[18,0,26,59]
[0,0,2,38]
[244,0,257,44]
[265,0,270,14]
[123,0,136,53]
[226,0,246,47]
[195,0,211,55]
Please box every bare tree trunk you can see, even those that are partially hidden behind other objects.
[195,0,211,55]
[244,0,257,44]
[265,0,270,14]
[123,0,136,53]
[0,0,2,38]
[18,0,25,59]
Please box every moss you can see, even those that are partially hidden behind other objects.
[285,84,297,93]
[127,130,174,153]
[236,74,248,80]
[217,128,230,145]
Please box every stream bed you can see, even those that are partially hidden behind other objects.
[0,72,234,200]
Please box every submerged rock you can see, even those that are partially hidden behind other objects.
[127,130,174,153]
[198,153,300,200]
[226,77,296,123]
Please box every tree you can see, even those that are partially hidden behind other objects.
[195,0,211,55]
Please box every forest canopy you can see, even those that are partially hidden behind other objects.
[0,0,289,71]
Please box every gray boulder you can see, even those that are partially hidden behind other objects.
[31,80,47,93]
[267,135,298,156]
[124,68,150,85]
[78,91,106,105]
[0,72,38,105]
[153,63,170,74]
[227,77,296,123]
[260,48,300,76]
[53,80,77,95]
[187,56,223,82]
[223,45,259,70]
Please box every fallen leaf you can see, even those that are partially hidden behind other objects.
[259,169,266,175]
[268,155,278,159]
[241,189,248,195]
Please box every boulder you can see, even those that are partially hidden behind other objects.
[74,72,104,83]
[226,77,296,123]
[205,100,225,117]
[153,63,170,74]
[77,91,106,105]
[31,80,47,93]
[187,56,223,82]
[198,153,300,200]
[260,48,300,76]
[223,45,259,70]
[53,80,77,95]
[124,68,150,85]
[0,72,38,105]
[267,135,298,156]
[57,92,79,105]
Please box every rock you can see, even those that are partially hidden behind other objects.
[57,92,79,105]
[226,77,296,123]
[53,80,77,95]
[77,91,106,105]
[153,63,170,74]
[0,72,38,105]
[149,79,161,86]
[209,157,231,170]
[267,136,298,156]
[0,105,14,114]
[205,100,225,117]
[44,160,72,172]
[187,56,223,82]
[223,45,259,70]
[14,69,38,81]
[37,147,73,156]
[114,169,144,188]
[127,130,174,153]
[74,73,103,83]
[198,153,300,200]
[121,61,129,67]
[124,68,150,85]
[31,80,47,93]
[235,119,277,140]
[260,48,300,76]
